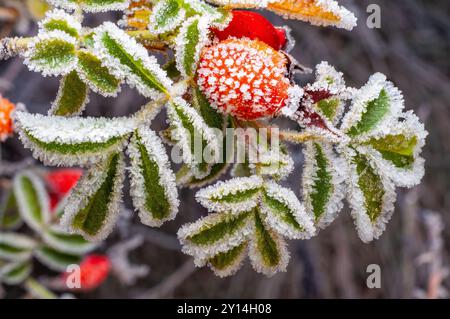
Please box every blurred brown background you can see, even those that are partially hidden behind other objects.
[1,0,449,298]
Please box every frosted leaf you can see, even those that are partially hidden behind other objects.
[205,0,271,7]
[357,111,428,188]
[267,0,357,30]
[76,49,121,97]
[208,241,249,277]
[166,97,220,179]
[148,0,186,35]
[39,9,82,38]
[41,225,97,255]
[252,146,294,180]
[248,211,289,276]
[47,0,130,13]
[0,261,32,285]
[14,111,135,167]
[340,73,404,138]
[23,30,77,77]
[195,176,263,214]
[93,22,172,99]
[261,181,315,239]
[49,71,89,116]
[343,148,396,243]
[175,16,211,77]
[0,233,36,262]
[185,0,233,29]
[0,191,22,230]
[178,210,253,265]
[302,141,345,230]
[281,85,304,118]
[34,245,82,272]
[13,171,51,232]
[127,127,179,227]
[60,153,125,241]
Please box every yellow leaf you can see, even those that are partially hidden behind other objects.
[267,0,357,30]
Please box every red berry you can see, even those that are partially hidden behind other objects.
[64,255,110,291]
[0,95,15,142]
[46,169,82,196]
[197,38,293,120]
[212,10,284,50]
[275,27,288,50]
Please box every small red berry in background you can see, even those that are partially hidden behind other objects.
[46,169,82,210]
[0,95,15,142]
[197,38,297,120]
[211,10,287,51]
[64,255,110,291]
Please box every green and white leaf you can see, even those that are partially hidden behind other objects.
[23,30,77,76]
[178,210,253,265]
[310,61,349,124]
[13,171,51,232]
[261,181,315,239]
[302,141,345,229]
[42,225,97,255]
[175,16,210,77]
[207,241,248,277]
[61,152,125,241]
[196,175,263,214]
[148,0,186,34]
[0,261,32,285]
[15,111,134,167]
[252,146,294,179]
[0,233,36,262]
[93,22,172,98]
[344,148,396,243]
[359,112,427,188]
[39,9,81,38]
[127,127,179,227]
[166,97,220,179]
[34,245,82,272]
[49,70,89,116]
[0,191,22,230]
[249,211,289,276]
[341,73,404,139]
[47,0,130,13]
[185,0,232,29]
[76,49,121,97]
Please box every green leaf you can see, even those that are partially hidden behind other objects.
[0,191,22,230]
[61,152,124,241]
[186,211,251,246]
[366,134,417,168]
[175,16,210,77]
[42,17,79,38]
[167,97,220,179]
[162,59,182,81]
[192,87,224,130]
[77,50,121,96]
[208,241,248,277]
[195,176,263,213]
[15,111,134,166]
[347,89,389,137]
[94,22,172,98]
[353,153,385,223]
[34,245,81,272]
[315,98,340,122]
[0,261,32,285]
[13,171,50,232]
[24,31,77,76]
[48,0,129,13]
[250,211,288,275]
[50,70,89,116]
[42,225,97,255]
[127,128,179,227]
[149,0,186,34]
[262,192,302,231]
[0,233,36,262]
